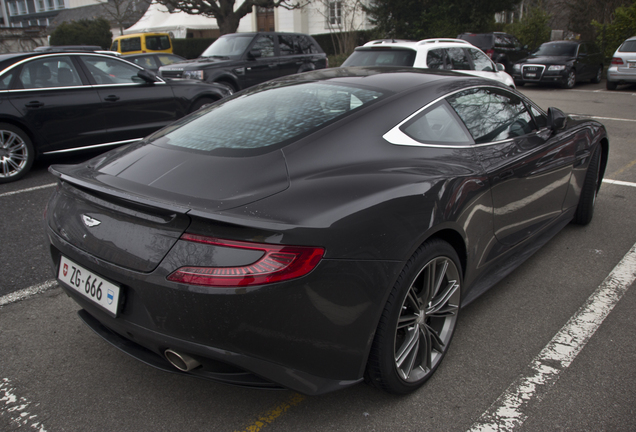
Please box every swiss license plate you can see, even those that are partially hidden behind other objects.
[58,256,121,317]
[526,73,536,77]
[628,63,636,68]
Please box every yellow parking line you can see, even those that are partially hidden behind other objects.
[235,393,306,432]
[609,158,636,178]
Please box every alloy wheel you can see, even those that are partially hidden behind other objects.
[0,129,29,179]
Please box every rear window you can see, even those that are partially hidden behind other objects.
[619,40,636,52]
[151,82,384,152]
[120,37,141,53]
[145,35,171,51]
[342,48,416,67]
[458,34,494,49]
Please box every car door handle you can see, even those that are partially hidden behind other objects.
[25,101,44,108]
[104,95,120,102]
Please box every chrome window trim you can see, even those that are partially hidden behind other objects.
[383,85,544,148]
[42,138,143,155]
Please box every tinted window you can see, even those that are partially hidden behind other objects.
[19,56,82,89]
[201,34,253,57]
[619,40,636,52]
[426,49,444,69]
[297,35,320,54]
[342,49,416,66]
[120,37,142,53]
[578,44,587,55]
[467,48,493,72]
[278,34,295,55]
[459,34,494,49]
[252,34,275,57]
[152,83,384,151]
[146,35,170,51]
[401,101,472,145]
[448,88,535,143]
[447,48,471,70]
[534,43,577,57]
[530,105,547,129]
[81,56,142,84]
[0,71,14,89]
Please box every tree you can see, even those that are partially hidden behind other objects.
[592,1,636,58]
[49,18,113,49]
[505,5,551,50]
[154,0,305,35]
[310,0,367,56]
[364,0,522,40]
[565,0,630,42]
[98,0,150,36]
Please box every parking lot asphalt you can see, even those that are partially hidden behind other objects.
[1,80,635,432]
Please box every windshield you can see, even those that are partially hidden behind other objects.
[200,34,254,58]
[533,43,577,57]
[619,40,636,52]
[150,82,384,152]
[342,49,416,67]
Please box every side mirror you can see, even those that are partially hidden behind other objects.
[547,107,567,131]
[137,69,159,83]
[248,48,262,59]
[496,63,505,72]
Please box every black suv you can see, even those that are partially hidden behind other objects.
[457,32,529,73]
[159,32,327,93]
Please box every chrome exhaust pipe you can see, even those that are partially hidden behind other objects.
[164,349,201,372]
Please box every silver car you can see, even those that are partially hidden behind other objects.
[606,36,636,90]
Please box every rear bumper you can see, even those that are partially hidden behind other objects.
[607,66,636,83]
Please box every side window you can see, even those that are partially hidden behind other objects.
[400,101,473,145]
[19,56,82,89]
[446,48,471,70]
[158,55,182,66]
[81,56,142,84]
[297,36,319,54]
[426,49,444,69]
[578,44,587,56]
[120,37,142,53]
[252,35,275,57]
[0,71,15,90]
[467,48,494,72]
[133,56,157,69]
[447,88,535,143]
[110,40,118,51]
[510,36,522,49]
[278,34,295,55]
[530,105,548,129]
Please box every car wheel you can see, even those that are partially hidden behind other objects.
[606,80,617,90]
[591,66,602,83]
[572,147,601,225]
[366,239,462,394]
[189,97,216,113]
[0,123,34,183]
[215,80,235,95]
[562,70,576,89]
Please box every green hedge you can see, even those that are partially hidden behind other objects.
[172,38,216,59]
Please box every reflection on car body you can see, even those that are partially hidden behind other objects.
[44,67,608,396]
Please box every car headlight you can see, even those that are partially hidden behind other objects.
[513,64,521,72]
[548,65,566,71]
[183,70,205,80]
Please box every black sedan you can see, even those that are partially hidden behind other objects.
[512,40,604,88]
[44,68,608,395]
[0,51,230,183]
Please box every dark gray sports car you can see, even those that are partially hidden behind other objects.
[45,67,608,395]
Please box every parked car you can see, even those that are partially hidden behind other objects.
[111,32,173,55]
[341,38,516,88]
[606,36,636,90]
[45,67,608,395]
[158,32,327,93]
[123,53,186,73]
[457,32,529,74]
[512,40,604,88]
[0,51,230,183]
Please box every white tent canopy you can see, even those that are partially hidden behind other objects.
[124,2,218,38]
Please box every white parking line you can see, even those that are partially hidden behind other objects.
[570,114,636,123]
[0,378,47,431]
[0,280,57,307]
[0,183,56,198]
[603,179,636,187]
[467,242,636,432]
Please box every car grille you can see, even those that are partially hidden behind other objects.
[521,65,545,80]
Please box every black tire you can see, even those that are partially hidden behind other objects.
[591,66,602,83]
[215,80,236,95]
[606,80,617,90]
[572,147,601,225]
[0,123,34,183]
[188,97,216,113]
[562,70,576,89]
[366,239,462,394]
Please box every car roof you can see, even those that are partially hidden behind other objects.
[359,38,473,51]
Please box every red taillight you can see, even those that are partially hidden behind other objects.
[485,49,495,58]
[611,57,624,65]
[167,234,325,287]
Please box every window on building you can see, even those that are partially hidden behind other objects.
[8,2,17,16]
[17,0,28,14]
[328,1,342,26]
